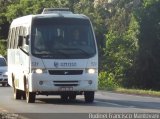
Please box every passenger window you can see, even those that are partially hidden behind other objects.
[11,28,16,49]
[7,30,12,48]
[15,27,20,49]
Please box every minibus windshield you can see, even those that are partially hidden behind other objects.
[31,18,96,59]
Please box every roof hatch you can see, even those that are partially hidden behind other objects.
[42,8,73,14]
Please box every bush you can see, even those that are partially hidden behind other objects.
[0,40,7,57]
[98,71,119,90]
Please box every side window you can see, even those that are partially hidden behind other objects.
[21,27,29,52]
[10,28,16,49]
[7,29,12,48]
[14,27,20,49]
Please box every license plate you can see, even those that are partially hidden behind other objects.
[59,87,73,91]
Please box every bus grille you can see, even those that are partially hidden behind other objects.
[53,81,79,86]
[48,70,83,75]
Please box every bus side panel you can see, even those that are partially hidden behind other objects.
[7,49,15,87]
[7,49,30,90]
[15,49,30,91]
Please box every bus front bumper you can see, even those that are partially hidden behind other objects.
[28,73,98,93]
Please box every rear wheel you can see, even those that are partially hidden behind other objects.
[84,91,94,103]
[13,86,21,100]
[21,91,26,100]
[2,83,5,87]
[13,78,21,100]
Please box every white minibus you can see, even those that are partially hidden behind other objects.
[7,8,98,103]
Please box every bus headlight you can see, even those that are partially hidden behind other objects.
[86,68,96,74]
[32,69,47,74]
[36,69,43,74]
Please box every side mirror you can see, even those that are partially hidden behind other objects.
[18,36,23,47]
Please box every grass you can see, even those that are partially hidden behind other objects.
[99,86,160,97]
[112,88,160,97]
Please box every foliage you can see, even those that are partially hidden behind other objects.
[0,40,7,56]
[0,0,11,39]
[98,71,119,90]
[104,0,140,88]
[115,88,160,97]
[132,0,160,90]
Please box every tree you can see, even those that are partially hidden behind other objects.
[104,0,140,87]
[133,0,160,90]
[0,0,12,39]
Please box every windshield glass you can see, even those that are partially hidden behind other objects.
[31,17,96,59]
[0,58,7,66]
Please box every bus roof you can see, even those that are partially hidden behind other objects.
[10,9,89,28]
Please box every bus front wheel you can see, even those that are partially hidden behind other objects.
[26,91,36,103]
[84,91,95,103]
[25,82,35,103]
[60,94,68,101]
[69,94,76,100]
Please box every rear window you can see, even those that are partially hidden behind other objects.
[0,58,7,66]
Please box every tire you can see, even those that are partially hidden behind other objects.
[69,94,76,100]
[25,81,35,103]
[13,87,21,100]
[60,94,68,101]
[22,91,26,100]
[13,79,21,100]
[26,91,36,103]
[7,83,10,87]
[2,83,5,87]
[84,91,95,103]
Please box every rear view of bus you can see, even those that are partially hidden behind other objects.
[7,8,98,103]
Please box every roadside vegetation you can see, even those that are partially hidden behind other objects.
[115,88,160,97]
[0,0,160,94]
[0,40,7,57]
[98,73,160,97]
